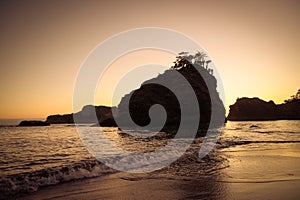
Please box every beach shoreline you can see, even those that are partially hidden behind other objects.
[18,142,300,200]
[17,167,300,200]
[1,121,299,200]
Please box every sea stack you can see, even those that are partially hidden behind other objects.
[117,53,226,136]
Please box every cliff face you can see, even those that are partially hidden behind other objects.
[117,63,226,136]
[46,105,117,126]
[227,98,300,121]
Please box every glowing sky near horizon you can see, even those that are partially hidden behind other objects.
[0,0,299,118]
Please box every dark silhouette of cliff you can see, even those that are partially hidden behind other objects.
[227,97,300,121]
[117,53,226,136]
[46,114,74,124]
[46,105,117,126]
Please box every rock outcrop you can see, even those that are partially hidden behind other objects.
[18,120,50,127]
[45,53,226,133]
[46,105,117,126]
[277,99,300,119]
[117,61,226,136]
[227,98,300,121]
[46,114,74,124]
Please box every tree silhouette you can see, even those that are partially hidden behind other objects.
[194,51,207,67]
[297,89,300,99]
[205,60,212,70]
[284,89,300,103]
[171,51,213,75]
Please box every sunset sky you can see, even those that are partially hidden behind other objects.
[0,0,299,119]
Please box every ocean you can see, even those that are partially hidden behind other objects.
[0,120,299,199]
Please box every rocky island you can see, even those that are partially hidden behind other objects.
[117,51,225,136]
[44,52,226,136]
[227,90,300,121]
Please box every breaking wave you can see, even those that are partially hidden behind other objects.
[0,159,116,199]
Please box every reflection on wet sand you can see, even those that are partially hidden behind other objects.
[220,142,300,200]
[19,172,227,200]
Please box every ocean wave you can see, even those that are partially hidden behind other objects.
[0,143,227,199]
[0,159,116,199]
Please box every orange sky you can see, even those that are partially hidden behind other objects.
[0,0,299,119]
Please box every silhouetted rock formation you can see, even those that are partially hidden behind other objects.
[18,120,50,127]
[277,99,300,119]
[46,105,117,126]
[45,52,226,134]
[117,60,226,136]
[227,98,300,121]
[46,114,74,124]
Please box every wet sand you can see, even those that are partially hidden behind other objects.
[18,172,300,200]
[18,172,222,200]
[19,143,300,200]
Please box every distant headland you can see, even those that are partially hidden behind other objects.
[46,105,118,126]
[17,120,50,127]
[227,90,300,121]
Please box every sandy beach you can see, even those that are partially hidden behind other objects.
[18,141,300,200]
[18,169,300,200]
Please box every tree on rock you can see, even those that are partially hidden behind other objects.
[171,51,213,75]
[284,89,300,102]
